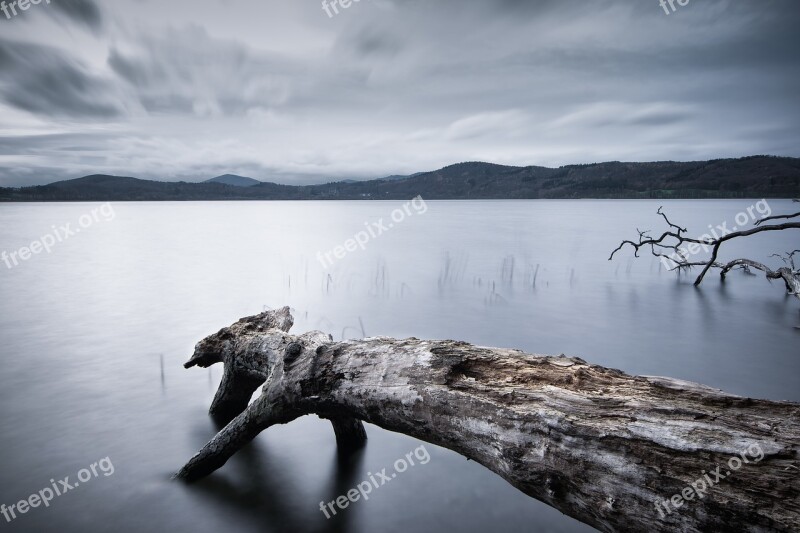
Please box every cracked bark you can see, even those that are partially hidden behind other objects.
[176,308,800,532]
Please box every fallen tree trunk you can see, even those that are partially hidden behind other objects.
[182,308,368,445]
[177,308,800,532]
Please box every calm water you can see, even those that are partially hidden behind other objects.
[0,200,797,533]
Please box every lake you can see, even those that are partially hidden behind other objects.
[0,200,797,533]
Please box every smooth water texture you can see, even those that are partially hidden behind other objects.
[0,200,797,533]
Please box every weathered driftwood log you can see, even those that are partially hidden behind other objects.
[182,308,368,445]
[177,308,800,533]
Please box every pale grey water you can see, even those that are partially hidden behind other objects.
[0,200,797,533]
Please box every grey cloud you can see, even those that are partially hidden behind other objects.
[626,110,693,127]
[49,0,103,30]
[0,37,123,118]
[337,26,404,58]
[107,27,295,116]
[0,165,68,187]
[0,133,110,155]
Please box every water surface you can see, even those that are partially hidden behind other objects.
[0,200,797,533]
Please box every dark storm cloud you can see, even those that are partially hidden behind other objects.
[0,37,122,118]
[48,0,103,30]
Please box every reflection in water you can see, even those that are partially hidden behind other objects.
[187,441,364,533]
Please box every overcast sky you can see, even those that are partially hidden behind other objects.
[0,0,798,186]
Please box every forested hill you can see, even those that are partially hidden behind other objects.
[2,156,798,201]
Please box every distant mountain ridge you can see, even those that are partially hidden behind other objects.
[205,174,262,187]
[1,156,798,202]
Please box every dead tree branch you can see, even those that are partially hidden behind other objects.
[610,207,800,293]
[756,212,800,226]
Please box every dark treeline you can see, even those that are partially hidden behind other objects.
[2,156,799,201]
